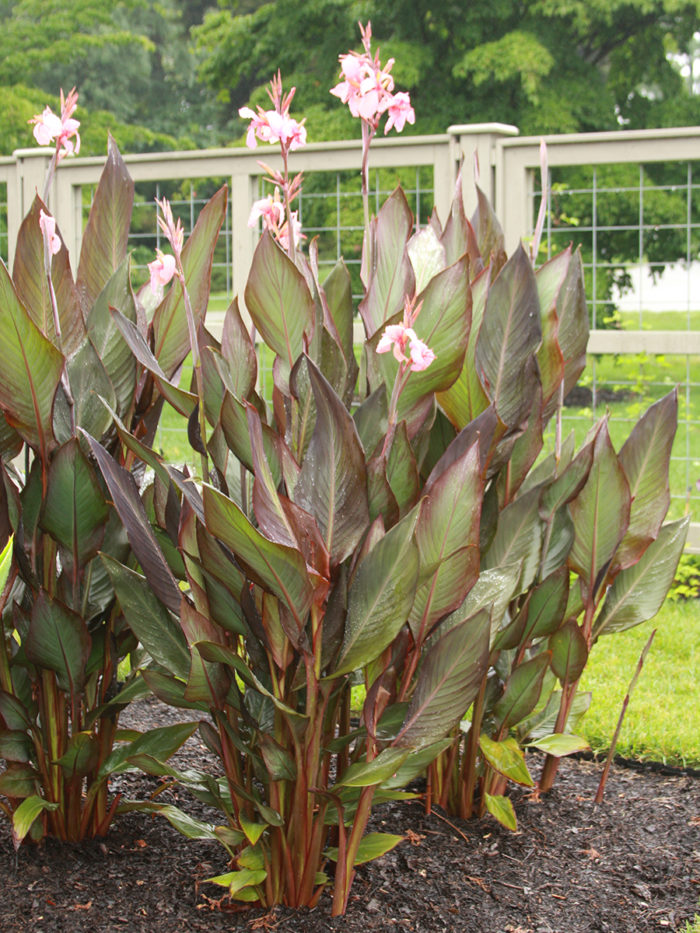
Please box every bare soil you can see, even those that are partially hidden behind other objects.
[2,697,698,933]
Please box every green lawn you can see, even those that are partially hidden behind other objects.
[580,598,700,767]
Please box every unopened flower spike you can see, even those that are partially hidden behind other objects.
[155,197,184,259]
[39,209,61,256]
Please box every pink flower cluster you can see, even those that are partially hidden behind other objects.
[330,22,415,134]
[239,72,306,151]
[29,88,81,160]
[148,249,176,294]
[377,297,435,372]
[248,190,304,251]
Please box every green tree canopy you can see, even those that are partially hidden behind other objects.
[194,0,700,140]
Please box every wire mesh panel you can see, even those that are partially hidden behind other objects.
[534,159,700,528]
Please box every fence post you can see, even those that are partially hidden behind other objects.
[447,124,519,218]
[230,170,259,312]
[8,148,55,266]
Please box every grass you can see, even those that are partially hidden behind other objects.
[579,599,700,767]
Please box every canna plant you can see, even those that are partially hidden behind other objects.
[79,21,684,917]
[417,157,688,825]
[0,96,227,844]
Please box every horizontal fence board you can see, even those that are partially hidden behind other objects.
[587,330,700,356]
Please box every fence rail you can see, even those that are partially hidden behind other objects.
[1,123,699,551]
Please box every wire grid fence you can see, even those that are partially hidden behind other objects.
[534,159,700,524]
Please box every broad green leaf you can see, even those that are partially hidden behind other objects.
[101,555,190,679]
[39,439,109,568]
[476,245,542,428]
[0,260,62,458]
[593,517,689,637]
[333,507,420,675]
[535,248,569,415]
[153,186,228,377]
[203,484,313,628]
[549,619,588,683]
[440,171,471,267]
[447,562,522,641]
[240,813,266,846]
[110,308,197,417]
[397,608,490,748]
[13,196,84,355]
[521,567,570,641]
[0,413,22,461]
[471,185,506,272]
[358,187,415,338]
[219,393,282,485]
[0,729,31,762]
[12,795,59,849]
[0,764,37,798]
[493,652,551,731]
[410,440,483,638]
[259,736,297,781]
[540,437,595,519]
[336,748,409,787]
[555,247,588,398]
[614,390,677,569]
[66,337,117,438]
[205,869,267,896]
[0,534,13,592]
[0,690,32,730]
[479,735,534,786]
[87,435,183,615]
[220,297,257,400]
[381,738,454,789]
[527,733,589,756]
[85,257,138,417]
[482,487,542,593]
[325,832,404,866]
[123,801,221,840]
[55,732,100,778]
[25,591,91,693]
[293,359,369,565]
[77,137,134,309]
[393,257,472,429]
[437,268,491,430]
[100,721,198,777]
[484,793,517,831]
[568,422,630,597]
[244,230,314,370]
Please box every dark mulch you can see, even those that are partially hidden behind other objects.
[2,697,698,933]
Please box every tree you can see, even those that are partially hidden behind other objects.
[194,0,700,140]
[0,0,223,155]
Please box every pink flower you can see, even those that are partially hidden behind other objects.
[29,88,80,160]
[239,106,307,150]
[248,191,285,229]
[277,211,304,252]
[330,23,412,134]
[377,323,414,362]
[385,92,415,134]
[376,295,435,371]
[407,336,436,371]
[239,73,307,153]
[148,249,176,293]
[39,209,61,255]
[155,198,184,259]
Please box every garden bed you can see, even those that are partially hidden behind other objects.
[2,697,698,932]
